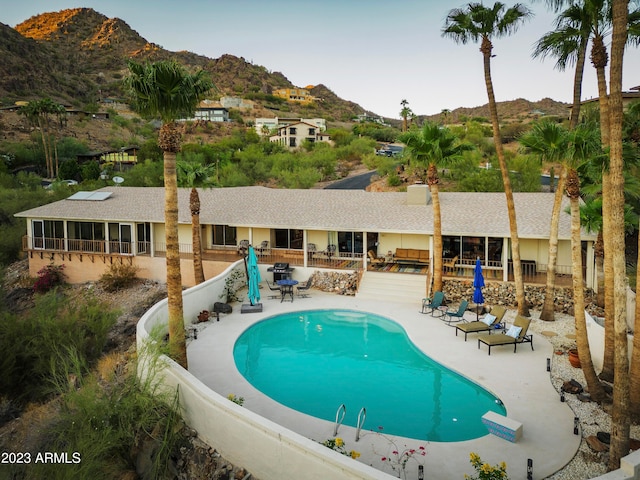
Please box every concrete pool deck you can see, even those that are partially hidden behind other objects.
[188,290,580,479]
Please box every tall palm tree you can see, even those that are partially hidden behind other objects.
[442,2,532,316]
[533,3,592,129]
[178,160,217,285]
[519,121,568,321]
[19,98,66,179]
[566,124,607,403]
[400,99,411,132]
[608,0,631,468]
[400,123,473,293]
[124,60,213,369]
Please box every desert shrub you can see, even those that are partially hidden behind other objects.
[387,171,402,187]
[23,346,183,480]
[0,291,117,403]
[33,264,66,293]
[100,263,139,292]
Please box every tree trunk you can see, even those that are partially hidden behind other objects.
[608,0,630,468]
[569,35,589,130]
[569,172,606,403]
[481,35,528,317]
[430,165,443,293]
[191,187,205,285]
[630,231,640,421]
[540,168,566,321]
[162,123,188,369]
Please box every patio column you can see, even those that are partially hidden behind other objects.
[303,230,308,268]
[501,238,508,282]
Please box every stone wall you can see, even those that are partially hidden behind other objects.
[441,279,602,316]
[309,270,359,296]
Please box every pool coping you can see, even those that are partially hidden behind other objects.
[188,290,580,479]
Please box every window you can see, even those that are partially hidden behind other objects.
[108,223,133,254]
[308,128,315,135]
[32,220,64,249]
[274,229,303,249]
[289,137,297,147]
[212,225,237,246]
[67,221,105,252]
[137,223,151,253]
[289,127,297,134]
[338,231,363,255]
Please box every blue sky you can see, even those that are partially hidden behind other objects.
[3,0,639,118]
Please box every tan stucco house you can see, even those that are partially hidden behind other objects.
[15,184,596,289]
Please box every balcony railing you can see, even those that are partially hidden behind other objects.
[23,236,151,257]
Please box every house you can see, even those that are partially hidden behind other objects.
[16,184,597,289]
[272,87,317,104]
[269,121,333,149]
[254,117,326,136]
[570,86,640,121]
[179,100,229,122]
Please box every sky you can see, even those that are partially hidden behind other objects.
[2,0,640,119]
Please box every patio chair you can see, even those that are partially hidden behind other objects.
[325,244,337,259]
[296,277,313,297]
[477,315,533,355]
[237,239,249,256]
[307,243,317,260]
[443,255,459,274]
[368,250,384,265]
[265,280,281,299]
[442,299,469,325]
[420,291,445,316]
[257,240,270,255]
[454,305,507,341]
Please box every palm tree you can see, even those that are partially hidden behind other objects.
[519,121,568,321]
[178,159,217,285]
[124,60,213,369]
[19,98,66,179]
[532,3,592,129]
[400,123,473,293]
[608,0,631,468]
[442,2,533,316]
[440,108,452,125]
[565,124,607,403]
[400,99,411,132]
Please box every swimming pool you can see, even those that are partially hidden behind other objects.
[233,309,505,441]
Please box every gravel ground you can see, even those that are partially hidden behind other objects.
[527,310,639,479]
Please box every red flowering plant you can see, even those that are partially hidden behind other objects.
[33,263,66,293]
[374,426,427,479]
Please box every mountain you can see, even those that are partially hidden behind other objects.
[1,8,375,122]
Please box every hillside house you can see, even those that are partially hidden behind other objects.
[179,100,229,122]
[269,121,333,149]
[16,184,596,290]
[254,117,326,136]
[272,87,317,104]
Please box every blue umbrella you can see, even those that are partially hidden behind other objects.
[472,258,485,320]
[247,246,261,306]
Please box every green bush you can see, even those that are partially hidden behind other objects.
[99,263,139,292]
[0,291,117,403]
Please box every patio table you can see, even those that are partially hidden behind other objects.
[277,279,298,303]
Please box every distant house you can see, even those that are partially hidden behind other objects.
[570,86,640,121]
[272,88,317,104]
[269,121,333,149]
[77,146,138,170]
[254,117,327,136]
[220,96,254,110]
[179,100,229,122]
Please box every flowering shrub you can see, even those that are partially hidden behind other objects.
[465,452,509,480]
[321,437,361,459]
[376,427,426,479]
[33,264,66,293]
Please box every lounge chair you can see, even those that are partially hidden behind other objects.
[454,305,507,341]
[421,291,445,316]
[325,244,337,258]
[237,239,249,256]
[296,277,313,297]
[477,315,533,355]
[442,300,469,325]
[265,280,281,299]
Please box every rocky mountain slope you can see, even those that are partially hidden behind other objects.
[1,8,374,122]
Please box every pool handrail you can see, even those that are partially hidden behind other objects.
[355,407,367,442]
[334,403,346,436]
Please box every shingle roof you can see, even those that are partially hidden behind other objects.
[15,186,592,240]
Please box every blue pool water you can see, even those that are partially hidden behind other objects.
[233,309,505,441]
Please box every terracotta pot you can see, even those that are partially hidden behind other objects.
[568,349,581,368]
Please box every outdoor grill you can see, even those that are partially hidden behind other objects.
[267,262,294,282]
